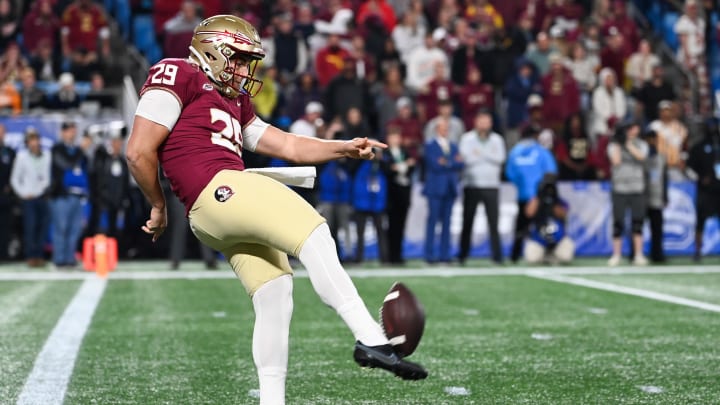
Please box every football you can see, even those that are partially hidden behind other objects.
[379,282,425,357]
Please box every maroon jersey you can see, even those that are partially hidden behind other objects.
[61,3,108,53]
[140,58,257,213]
[459,84,494,129]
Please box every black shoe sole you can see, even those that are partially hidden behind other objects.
[353,342,428,380]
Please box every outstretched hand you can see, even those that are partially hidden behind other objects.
[343,137,388,160]
[142,206,168,242]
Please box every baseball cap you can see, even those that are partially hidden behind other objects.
[24,126,40,141]
[527,94,544,108]
[305,101,324,115]
[658,100,673,110]
[396,96,412,109]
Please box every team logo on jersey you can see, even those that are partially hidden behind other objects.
[203,83,214,91]
[214,185,234,202]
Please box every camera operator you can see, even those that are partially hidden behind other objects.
[607,121,649,266]
[523,174,575,264]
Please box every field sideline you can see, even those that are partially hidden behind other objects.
[1,260,719,404]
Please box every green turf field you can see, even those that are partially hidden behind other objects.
[1,261,719,404]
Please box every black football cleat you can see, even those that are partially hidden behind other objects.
[353,341,428,380]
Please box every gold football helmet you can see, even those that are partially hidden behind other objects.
[189,15,265,98]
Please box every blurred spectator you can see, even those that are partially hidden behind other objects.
[284,72,322,121]
[316,119,354,258]
[607,122,648,266]
[87,132,129,238]
[543,0,583,34]
[648,100,688,180]
[349,156,389,264]
[565,42,598,109]
[50,72,81,110]
[555,112,595,180]
[503,59,541,147]
[525,0,549,32]
[600,0,639,52]
[591,0,612,27]
[524,31,556,75]
[0,0,18,52]
[386,96,423,159]
[60,0,111,81]
[50,121,89,269]
[424,99,465,144]
[392,9,426,65]
[492,25,529,86]
[21,0,60,57]
[162,0,202,58]
[590,68,626,140]
[674,0,710,114]
[314,31,351,88]
[490,0,526,28]
[457,111,505,265]
[0,42,27,83]
[523,94,556,149]
[524,174,575,264]
[373,63,413,138]
[323,58,374,128]
[624,39,659,93]
[341,107,373,141]
[451,28,494,87]
[643,129,668,263]
[0,79,20,115]
[294,3,316,42]
[263,12,309,81]
[29,39,61,82]
[599,28,628,86]
[381,126,415,264]
[289,101,324,137]
[376,37,405,82]
[464,0,504,28]
[687,119,720,263]
[417,61,454,122]
[405,31,449,93]
[252,65,279,120]
[505,125,558,263]
[458,67,494,130]
[356,0,397,34]
[0,122,14,261]
[84,71,116,109]
[541,52,580,132]
[11,128,50,267]
[19,67,47,111]
[422,117,463,263]
[348,34,376,83]
[636,65,676,124]
[580,21,602,61]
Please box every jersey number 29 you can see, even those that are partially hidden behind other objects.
[210,108,243,157]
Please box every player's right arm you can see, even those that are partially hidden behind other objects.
[126,114,171,241]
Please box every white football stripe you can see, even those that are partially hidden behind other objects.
[384,290,400,302]
[388,335,407,345]
[16,277,107,405]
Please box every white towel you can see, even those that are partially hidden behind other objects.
[244,166,317,189]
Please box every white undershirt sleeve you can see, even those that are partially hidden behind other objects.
[243,116,270,152]
[135,89,182,131]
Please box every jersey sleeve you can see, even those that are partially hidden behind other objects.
[238,93,269,152]
[140,59,198,109]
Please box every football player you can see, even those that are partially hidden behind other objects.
[126,15,427,405]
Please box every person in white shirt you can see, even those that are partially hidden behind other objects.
[590,68,627,141]
[674,0,705,69]
[289,101,324,138]
[457,111,506,264]
[648,100,688,180]
[423,99,465,144]
[625,39,660,91]
[404,31,450,92]
[10,128,51,267]
[391,10,426,65]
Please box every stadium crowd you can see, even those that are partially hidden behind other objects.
[0,0,719,268]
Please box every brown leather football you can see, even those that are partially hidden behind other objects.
[379,282,425,358]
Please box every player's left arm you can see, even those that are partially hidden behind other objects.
[253,125,387,163]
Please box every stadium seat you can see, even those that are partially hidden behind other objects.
[115,0,131,40]
[662,12,679,52]
[133,15,157,53]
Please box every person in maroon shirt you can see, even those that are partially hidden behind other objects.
[459,67,494,129]
[601,1,640,53]
[21,0,60,56]
[60,0,110,80]
[417,61,455,122]
[541,53,580,132]
[386,96,424,159]
[600,29,630,86]
[554,112,596,180]
[314,32,351,88]
[126,15,427,405]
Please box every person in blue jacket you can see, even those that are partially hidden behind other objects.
[350,157,389,263]
[505,124,558,263]
[423,118,464,263]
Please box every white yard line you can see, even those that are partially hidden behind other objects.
[16,277,107,405]
[0,264,719,281]
[0,283,50,325]
[529,271,720,313]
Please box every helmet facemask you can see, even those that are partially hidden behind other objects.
[216,45,263,98]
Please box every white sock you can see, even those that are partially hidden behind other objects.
[298,223,389,347]
[252,275,293,405]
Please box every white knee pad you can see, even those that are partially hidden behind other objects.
[553,237,575,264]
[523,240,546,264]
